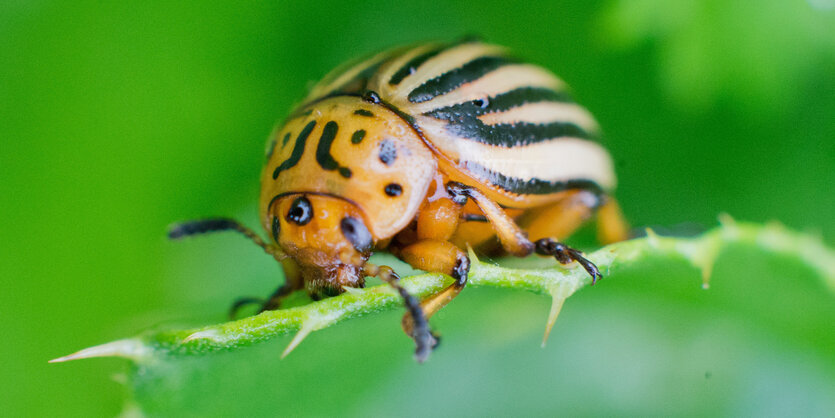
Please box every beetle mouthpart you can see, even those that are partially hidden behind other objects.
[333,264,365,290]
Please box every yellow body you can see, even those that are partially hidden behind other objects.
[260,95,627,296]
[250,40,630,359]
[260,97,436,240]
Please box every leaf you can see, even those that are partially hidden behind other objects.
[600,0,835,111]
[51,217,834,365]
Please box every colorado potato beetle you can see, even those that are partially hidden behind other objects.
[170,39,629,361]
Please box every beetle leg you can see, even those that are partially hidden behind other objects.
[516,191,629,245]
[445,182,534,256]
[516,191,628,283]
[394,239,470,337]
[517,190,599,242]
[596,197,630,244]
[519,191,604,283]
[534,238,602,284]
[363,263,436,362]
[229,297,264,318]
[230,258,303,319]
[228,283,292,319]
[416,196,461,241]
[446,182,604,281]
[168,218,302,318]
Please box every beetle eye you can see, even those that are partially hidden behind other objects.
[340,217,372,253]
[286,196,313,225]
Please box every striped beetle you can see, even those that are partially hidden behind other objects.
[171,39,629,361]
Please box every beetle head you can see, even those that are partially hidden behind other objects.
[270,193,374,294]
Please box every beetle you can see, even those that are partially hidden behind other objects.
[169,39,629,362]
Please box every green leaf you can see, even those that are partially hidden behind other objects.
[52,217,833,365]
[49,218,835,415]
[600,0,835,111]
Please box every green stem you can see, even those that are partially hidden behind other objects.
[50,216,834,364]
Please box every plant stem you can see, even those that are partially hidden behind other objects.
[49,217,834,365]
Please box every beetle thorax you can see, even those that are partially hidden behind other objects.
[259,96,437,241]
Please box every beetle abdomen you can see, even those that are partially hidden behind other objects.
[380,42,613,204]
[295,40,615,208]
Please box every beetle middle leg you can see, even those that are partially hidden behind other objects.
[387,190,472,351]
[394,239,471,334]
[533,238,602,283]
[520,191,630,283]
[446,182,602,281]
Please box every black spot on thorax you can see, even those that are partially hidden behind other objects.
[384,183,402,197]
[351,130,366,144]
[378,139,397,165]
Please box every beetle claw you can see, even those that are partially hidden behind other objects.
[534,238,602,284]
[413,330,440,362]
[567,249,603,285]
[365,263,436,362]
[413,330,435,362]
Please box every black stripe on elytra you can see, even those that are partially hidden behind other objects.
[389,45,447,85]
[446,120,592,147]
[273,120,316,179]
[408,56,516,103]
[300,60,386,107]
[317,55,386,95]
[351,130,366,144]
[353,109,374,117]
[325,57,394,99]
[464,161,605,196]
[424,87,573,121]
[423,86,591,147]
[316,121,352,178]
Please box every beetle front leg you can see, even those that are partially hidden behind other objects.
[394,239,470,332]
[363,263,436,362]
[230,258,304,318]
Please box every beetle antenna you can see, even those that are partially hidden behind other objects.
[168,218,286,260]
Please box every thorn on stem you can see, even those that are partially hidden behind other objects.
[49,339,149,363]
[282,325,314,359]
[541,294,567,347]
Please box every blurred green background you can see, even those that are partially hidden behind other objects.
[2,1,834,416]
